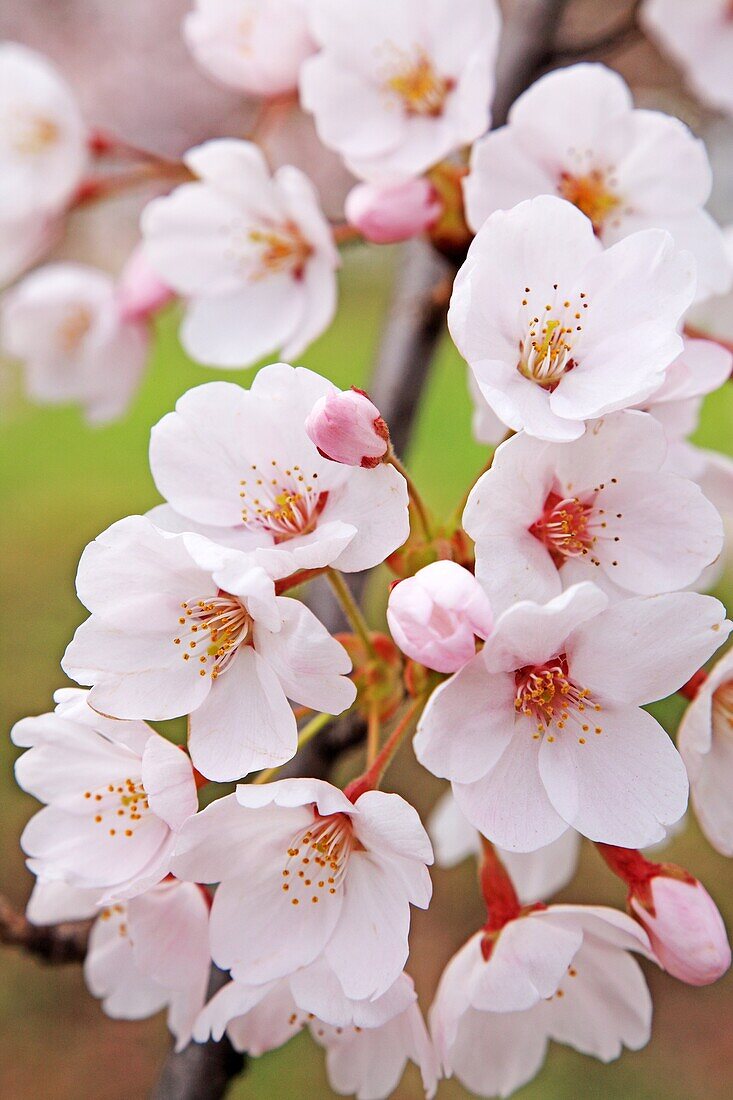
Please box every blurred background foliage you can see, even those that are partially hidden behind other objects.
[1,1,733,1097]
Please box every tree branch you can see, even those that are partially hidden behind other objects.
[552,1,642,62]
[0,894,90,964]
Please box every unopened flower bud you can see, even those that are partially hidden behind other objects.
[116,245,174,324]
[345,179,442,244]
[387,561,493,673]
[631,874,731,986]
[305,387,389,468]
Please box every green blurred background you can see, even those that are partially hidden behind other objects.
[1,249,733,1098]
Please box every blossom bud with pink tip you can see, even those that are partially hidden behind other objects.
[345,180,442,244]
[630,874,731,986]
[305,387,389,468]
[116,245,174,324]
[387,561,493,674]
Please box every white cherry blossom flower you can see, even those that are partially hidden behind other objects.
[428,790,580,904]
[171,778,433,1000]
[1,263,149,424]
[415,582,731,851]
[464,64,731,300]
[641,337,733,590]
[26,879,101,925]
[196,970,439,1098]
[464,410,724,613]
[641,0,733,117]
[0,210,59,287]
[12,688,198,901]
[0,43,87,223]
[448,196,696,442]
[141,139,339,368]
[148,365,409,576]
[299,0,501,182]
[678,648,733,856]
[431,905,653,1098]
[84,879,211,1051]
[183,0,315,98]
[61,515,355,781]
[0,44,87,286]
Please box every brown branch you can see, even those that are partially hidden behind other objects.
[552,1,642,61]
[0,894,90,964]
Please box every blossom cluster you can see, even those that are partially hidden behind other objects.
[5,1,733,1098]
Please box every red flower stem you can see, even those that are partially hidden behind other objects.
[479,836,521,932]
[678,667,708,700]
[345,695,426,799]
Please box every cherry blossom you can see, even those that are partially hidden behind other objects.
[641,0,733,117]
[148,365,409,576]
[678,649,733,856]
[12,688,198,900]
[300,0,501,182]
[141,140,339,367]
[464,410,724,613]
[430,905,653,1097]
[171,778,433,1000]
[0,210,59,287]
[448,196,696,442]
[196,970,439,1098]
[1,262,149,424]
[344,179,442,244]
[84,879,211,1051]
[463,63,731,300]
[415,582,731,851]
[61,515,356,781]
[630,874,731,986]
[115,244,174,325]
[183,0,315,98]
[429,790,580,904]
[305,386,389,468]
[0,43,87,223]
[387,561,493,674]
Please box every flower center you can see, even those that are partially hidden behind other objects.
[384,48,454,117]
[530,483,623,569]
[58,305,93,354]
[530,491,594,562]
[281,812,358,907]
[9,111,60,155]
[239,461,327,541]
[516,287,588,389]
[247,222,313,280]
[515,653,602,744]
[558,169,620,235]
[174,592,252,680]
[99,902,129,938]
[83,775,150,839]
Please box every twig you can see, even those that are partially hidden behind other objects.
[151,968,246,1100]
[491,0,570,126]
[552,1,642,61]
[0,894,90,964]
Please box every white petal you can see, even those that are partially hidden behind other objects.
[538,704,689,847]
[568,592,731,706]
[188,646,298,781]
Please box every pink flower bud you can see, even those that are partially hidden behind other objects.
[116,245,174,324]
[387,561,493,673]
[305,387,389,468]
[345,179,442,244]
[631,875,731,986]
